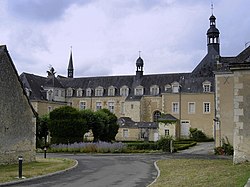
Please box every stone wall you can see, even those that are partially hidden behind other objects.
[232,69,250,163]
[0,46,36,164]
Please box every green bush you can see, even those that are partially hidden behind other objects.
[157,137,173,152]
[214,137,233,156]
[189,128,211,142]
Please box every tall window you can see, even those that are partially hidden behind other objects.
[172,102,179,114]
[61,90,65,97]
[86,88,92,96]
[165,129,170,136]
[77,88,82,97]
[95,86,104,96]
[123,129,128,138]
[108,86,115,96]
[150,85,159,95]
[96,102,102,111]
[54,89,59,96]
[188,102,195,114]
[67,88,73,97]
[172,82,180,93]
[203,102,210,113]
[120,86,129,96]
[79,101,86,110]
[153,111,161,122]
[121,102,125,114]
[135,86,144,95]
[203,81,211,93]
[108,102,115,113]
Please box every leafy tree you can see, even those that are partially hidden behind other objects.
[36,115,49,148]
[80,109,104,142]
[48,106,88,144]
[97,109,119,142]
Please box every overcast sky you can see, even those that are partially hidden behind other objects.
[1,0,250,77]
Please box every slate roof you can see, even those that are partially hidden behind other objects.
[215,46,250,73]
[117,117,158,129]
[0,45,37,116]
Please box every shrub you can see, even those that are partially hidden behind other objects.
[157,136,173,152]
[189,128,210,142]
[214,137,234,156]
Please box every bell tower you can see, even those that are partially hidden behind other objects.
[136,51,144,79]
[207,4,220,55]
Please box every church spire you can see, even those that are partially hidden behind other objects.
[206,4,220,55]
[67,46,74,78]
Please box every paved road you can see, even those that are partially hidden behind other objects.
[2,142,230,187]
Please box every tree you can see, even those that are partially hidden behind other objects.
[36,115,49,148]
[48,106,88,144]
[80,109,104,142]
[97,109,119,142]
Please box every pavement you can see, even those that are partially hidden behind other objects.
[1,142,250,187]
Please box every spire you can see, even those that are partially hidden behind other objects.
[207,4,220,55]
[67,46,74,78]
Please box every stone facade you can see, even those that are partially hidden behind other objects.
[0,45,36,164]
[230,67,250,163]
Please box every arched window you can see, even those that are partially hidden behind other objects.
[153,111,161,122]
[108,86,116,96]
[120,85,129,96]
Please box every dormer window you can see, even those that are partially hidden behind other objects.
[120,85,129,96]
[108,86,116,96]
[172,82,180,93]
[95,86,104,96]
[164,84,171,92]
[150,85,159,95]
[67,88,73,97]
[134,85,144,96]
[203,81,211,93]
[77,88,83,97]
[86,88,92,96]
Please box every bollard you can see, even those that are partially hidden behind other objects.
[44,147,47,159]
[18,156,23,179]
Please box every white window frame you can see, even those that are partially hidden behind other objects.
[188,102,196,114]
[95,86,104,96]
[120,86,129,96]
[172,82,180,93]
[67,88,73,97]
[77,88,83,97]
[134,86,144,96]
[86,88,92,96]
[203,102,211,113]
[164,129,170,136]
[203,81,211,93]
[96,102,102,111]
[79,101,86,110]
[150,85,159,95]
[123,129,129,138]
[108,101,115,113]
[108,86,115,96]
[172,102,179,114]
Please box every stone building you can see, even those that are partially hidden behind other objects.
[0,45,36,164]
[20,13,220,141]
[215,51,250,163]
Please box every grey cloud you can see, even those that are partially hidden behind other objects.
[7,0,91,22]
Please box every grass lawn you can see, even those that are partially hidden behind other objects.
[150,159,250,187]
[0,157,76,184]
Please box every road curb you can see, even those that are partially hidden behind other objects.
[147,160,160,187]
[245,178,250,187]
[0,158,78,187]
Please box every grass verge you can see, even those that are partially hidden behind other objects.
[150,159,250,187]
[0,157,76,184]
